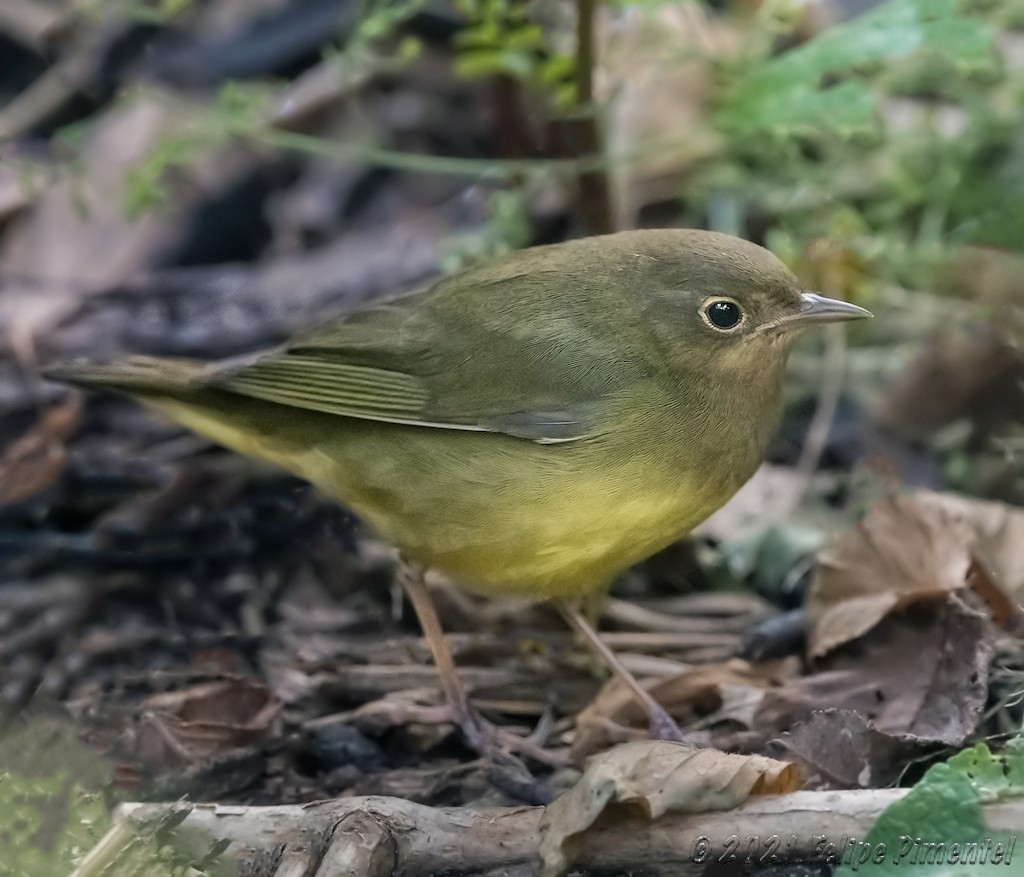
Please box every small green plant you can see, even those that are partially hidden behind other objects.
[0,716,113,877]
[122,83,272,217]
[694,0,1020,292]
[453,0,576,105]
[833,739,1024,876]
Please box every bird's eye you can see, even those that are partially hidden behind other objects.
[703,299,743,331]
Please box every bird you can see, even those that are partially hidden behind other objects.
[43,228,871,752]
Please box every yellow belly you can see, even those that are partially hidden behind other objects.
[151,396,747,600]
[352,462,726,599]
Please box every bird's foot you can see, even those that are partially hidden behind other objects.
[646,702,697,746]
[452,699,501,752]
[449,699,567,768]
[447,700,564,804]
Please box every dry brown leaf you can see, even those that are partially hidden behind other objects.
[758,599,993,745]
[776,710,923,789]
[571,659,795,760]
[809,491,1024,658]
[132,679,279,766]
[539,740,801,877]
[808,494,973,657]
[916,490,1024,610]
[0,395,81,506]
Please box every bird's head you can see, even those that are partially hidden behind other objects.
[609,229,871,377]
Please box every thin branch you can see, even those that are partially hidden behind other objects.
[777,322,848,519]
[253,124,593,179]
[568,0,613,233]
[78,789,1024,877]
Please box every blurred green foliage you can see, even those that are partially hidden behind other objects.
[701,0,1024,289]
[0,715,236,876]
[123,82,273,217]
[441,187,535,272]
[345,0,427,54]
[0,716,112,876]
[95,0,1024,291]
[453,0,577,104]
[720,0,996,139]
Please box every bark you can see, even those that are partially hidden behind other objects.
[73,789,1024,877]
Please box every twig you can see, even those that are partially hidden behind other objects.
[569,0,612,234]
[81,789,1024,877]
[778,322,848,519]
[0,0,69,49]
[0,44,99,143]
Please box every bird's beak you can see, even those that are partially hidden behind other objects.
[771,292,872,332]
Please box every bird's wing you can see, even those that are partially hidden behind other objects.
[210,277,644,444]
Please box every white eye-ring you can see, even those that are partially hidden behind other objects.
[700,297,745,332]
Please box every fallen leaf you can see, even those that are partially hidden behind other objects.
[571,659,796,760]
[538,740,800,877]
[758,599,993,745]
[0,395,81,507]
[916,490,1024,612]
[132,679,279,766]
[776,710,925,789]
[808,494,973,657]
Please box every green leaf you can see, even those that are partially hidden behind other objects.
[503,22,544,49]
[919,17,997,72]
[833,741,1024,877]
[948,738,1024,800]
[455,48,536,79]
[719,0,997,138]
[159,0,192,16]
[730,80,878,139]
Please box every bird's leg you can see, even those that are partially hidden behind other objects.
[397,563,493,751]
[397,564,565,770]
[557,599,690,744]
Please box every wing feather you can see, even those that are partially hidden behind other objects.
[220,358,435,422]
[207,257,646,443]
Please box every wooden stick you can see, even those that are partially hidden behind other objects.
[78,790,1024,877]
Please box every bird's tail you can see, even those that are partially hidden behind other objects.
[41,354,295,474]
[41,355,209,397]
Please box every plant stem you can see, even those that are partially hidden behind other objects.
[255,124,589,178]
[576,0,596,107]
[570,0,613,234]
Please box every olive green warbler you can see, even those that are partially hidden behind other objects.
[45,229,871,750]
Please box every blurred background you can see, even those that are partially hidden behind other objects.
[1,0,1024,869]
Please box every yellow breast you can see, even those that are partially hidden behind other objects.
[149,396,751,601]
